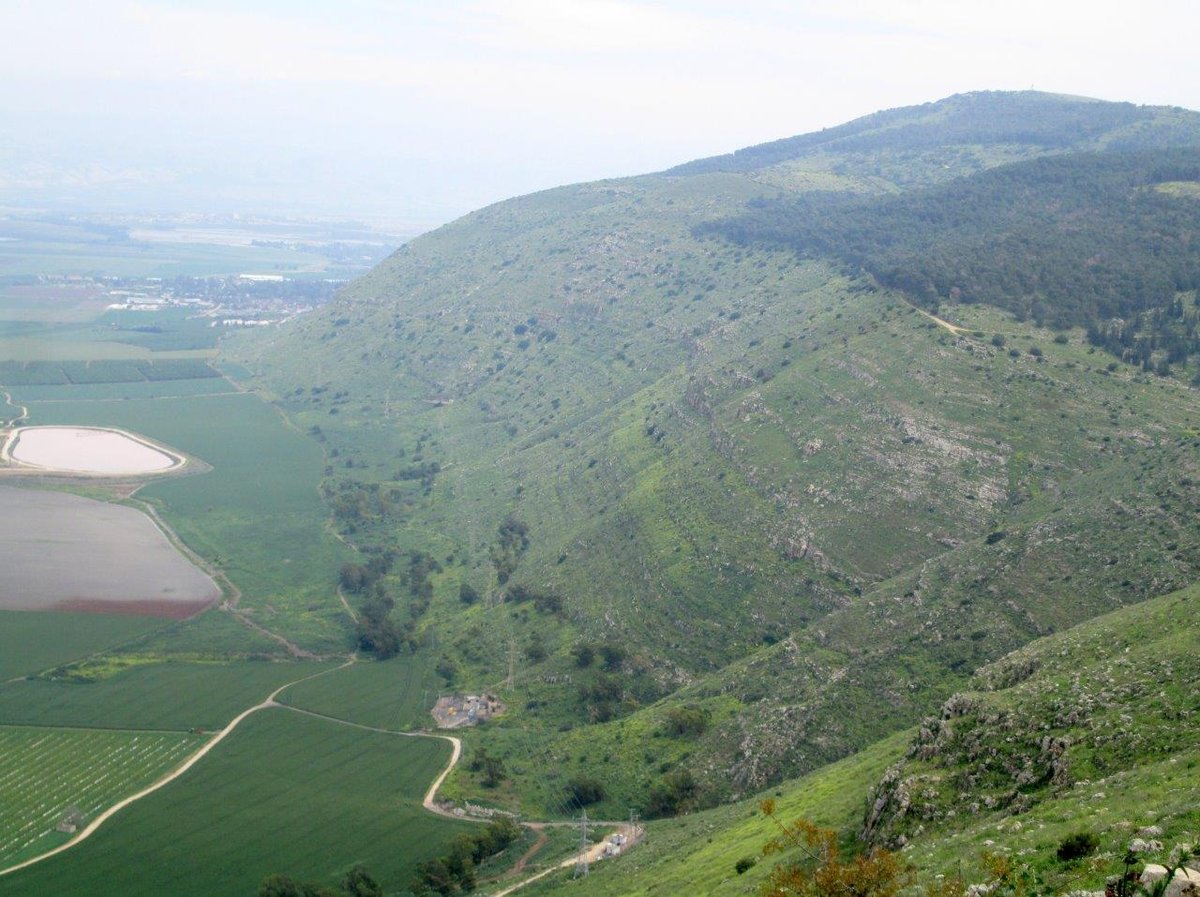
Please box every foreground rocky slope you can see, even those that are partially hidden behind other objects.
[522,583,1200,896]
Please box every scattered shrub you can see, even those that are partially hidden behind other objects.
[565,775,606,806]
[645,768,699,818]
[1056,831,1099,862]
[663,704,710,738]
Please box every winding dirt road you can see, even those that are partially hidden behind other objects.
[0,661,350,879]
[0,660,635,891]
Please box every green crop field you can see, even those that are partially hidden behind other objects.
[0,337,213,362]
[279,653,440,731]
[0,708,470,897]
[0,726,201,868]
[8,377,236,402]
[0,358,220,386]
[25,392,350,651]
[0,287,111,324]
[123,607,291,658]
[0,660,336,731]
[0,612,168,682]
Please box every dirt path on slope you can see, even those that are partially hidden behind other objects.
[900,297,969,335]
[488,824,644,897]
[510,825,549,875]
[336,585,359,625]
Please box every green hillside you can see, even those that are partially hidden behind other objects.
[522,582,1200,896]
[703,147,1200,339]
[668,90,1200,187]
[229,91,1200,825]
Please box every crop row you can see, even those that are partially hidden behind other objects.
[0,359,219,386]
[0,727,199,865]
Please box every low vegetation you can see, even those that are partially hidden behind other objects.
[410,816,522,894]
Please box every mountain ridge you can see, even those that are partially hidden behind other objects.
[666,90,1200,179]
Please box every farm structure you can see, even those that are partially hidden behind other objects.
[431,694,505,729]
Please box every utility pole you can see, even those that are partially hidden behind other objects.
[506,638,518,691]
[574,809,589,878]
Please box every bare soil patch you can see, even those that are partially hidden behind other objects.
[0,486,221,617]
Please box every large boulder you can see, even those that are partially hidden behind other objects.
[1139,864,1200,897]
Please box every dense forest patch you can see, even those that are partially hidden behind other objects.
[701,148,1200,369]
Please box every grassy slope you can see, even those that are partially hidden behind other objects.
[0,708,468,897]
[247,243,1200,815]
[0,92,1192,897]
[863,581,1200,892]
[524,732,911,897]
[529,582,1200,896]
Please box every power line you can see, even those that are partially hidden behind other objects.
[506,638,518,691]
[575,808,589,878]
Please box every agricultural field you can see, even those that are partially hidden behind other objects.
[0,709,469,896]
[23,392,350,651]
[0,214,399,280]
[0,611,167,682]
[121,605,291,658]
[0,660,336,731]
[0,221,330,279]
[0,223,467,896]
[0,726,201,868]
[0,283,113,324]
[8,377,234,402]
[0,358,220,387]
[279,653,440,731]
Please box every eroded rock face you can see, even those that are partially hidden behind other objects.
[861,695,1078,846]
[1040,735,1071,787]
[862,763,909,842]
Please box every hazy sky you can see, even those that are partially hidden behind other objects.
[3,0,1198,228]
